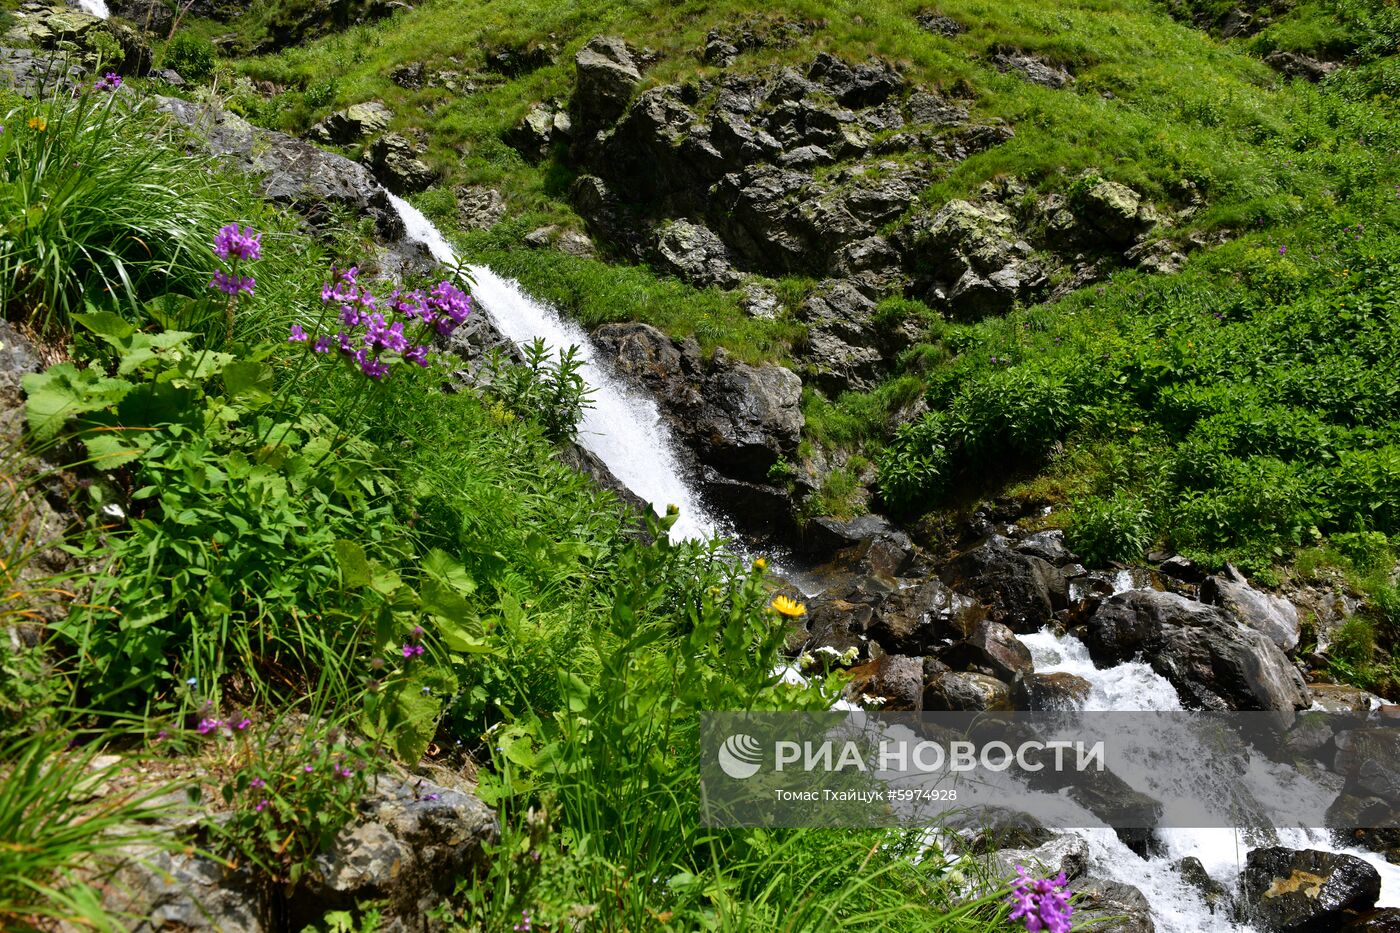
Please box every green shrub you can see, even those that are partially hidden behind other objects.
[1067,493,1155,566]
[163,33,216,81]
[1331,531,1393,573]
[878,413,951,512]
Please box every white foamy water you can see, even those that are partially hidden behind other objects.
[76,0,110,17]
[387,194,721,541]
[1019,625,1400,931]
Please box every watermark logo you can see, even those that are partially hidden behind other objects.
[718,733,763,779]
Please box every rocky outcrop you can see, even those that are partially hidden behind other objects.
[505,100,572,160]
[593,323,802,484]
[156,97,405,240]
[4,5,151,76]
[1201,564,1301,652]
[1239,847,1381,932]
[653,219,741,288]
[570,35,642,143]
[456,185,506,230]
[908,198,1045,317]
[1265,51,1341,82]
[1082,589,1310,712]
[360,132,435,194]
[941,535,1069,633]
[991,51,1074,89]
[309,101,393,145]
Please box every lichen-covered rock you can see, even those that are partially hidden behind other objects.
[1076,178,1157,244]
[361,132,436,194]
[309,101,393,145]
[456,185,505,230]
[653,219,742,288]
[992,52,1074,89]
[1240,847,1381,932]
[571,35,641,139]
[505,101,572,160]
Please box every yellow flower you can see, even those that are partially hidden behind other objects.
[770,595,806,618]
[753,557,767,572]
[27,117,46,132]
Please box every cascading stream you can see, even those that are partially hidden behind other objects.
[1018,626,1400,932]
[76,0,110,17]
[387,194,722,542]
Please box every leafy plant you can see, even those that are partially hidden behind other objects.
[477,338,593,443]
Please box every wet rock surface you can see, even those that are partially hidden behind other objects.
[1239,847,1381,932]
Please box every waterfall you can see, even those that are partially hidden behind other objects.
[386,194,722,542]
[76,0,110,17]
[1019,627,1400,932]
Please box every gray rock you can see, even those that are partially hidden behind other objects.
[1083,589,1311,713]
[1015,529,1078,566]
[740,283,781,320]
[945,807,1053,853]
[110,0,174,33]
[1072,877,1157,932]
[456,185,505,230]
[916,11,966,37]
[592,323,804,483]
[1202,564,1301,652]
[571,35,641,137]
[906,90,970,126]
[1310,683,1379,713]
[807,52,903,108]
[1240,847,1380,932]
[156,97,404,240]
[992,52,1074,89]
[1266,51,1341,82]
[360,132,435,194]
[506,101,571,160]
[1176,856,1230,914]
[924,671,1013,711]
[309,100,393,145]
[653,219,741,288]
[389,61,425,89]
[0,45,84,96]
[1077,178,1156,244]
[992,834,1090,883]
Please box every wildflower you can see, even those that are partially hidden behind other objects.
[196,718,222,735]
[185,677,198,687]
[401,643,425,658]
[254,798,269,813]
[404,344,430,367]
[753,557,767,572]
[289,324,309,342]
[1007,866,1072,933]
[250,777,266,789]
[304,764,315,773]
[27,116,46,131]
[313,335,333,354]
[210,270,255,296]
[94,72,122,92]
[232,717,252,731]
[513,910,533,933]
[424,792,441,801]
[770,595,806,618]
[213,224,262,262]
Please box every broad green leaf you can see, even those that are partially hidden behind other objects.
[222,359,275,402]
[82,431,146,469]
[423,549,476,595]
[22,365,133,441]
[73,311,135,343]
[334,540,373,589]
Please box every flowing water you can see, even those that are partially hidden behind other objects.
[385,191,1396,930]
[76,0,110,17]
[387,194,722,542]
[1018,627,1400,931]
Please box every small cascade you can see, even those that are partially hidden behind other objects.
[386,193,722,542]
[76,0,110,17]
[1019,627,1400,931]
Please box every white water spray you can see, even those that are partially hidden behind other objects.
[1019,626,1400,931]
[386,194,721,541]
[76,0,110,18]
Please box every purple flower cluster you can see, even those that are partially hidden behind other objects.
[513,910,533,933]
[196,715,253,736]
[94,72,122,92]
[289,267,472,381]
[1007,867,1072,933]
[210,224,262,298]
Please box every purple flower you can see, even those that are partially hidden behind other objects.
[211,270,255,296]
[250,777,266,789]
[196,718,222,735]
[232,717,252,731]
[404,345,430,367]
[254,798,269,812]
[1278,245,1287,256]
[304,764,315,773]
[313,335,333,354]
[336,765,354,779]
[402,643,425,658]
[361,356,390,380]
[94,72,122,92]
[213,224,262,262]
[289,324,309,342]
[513,910,533,933]
[1007,866,1072,933]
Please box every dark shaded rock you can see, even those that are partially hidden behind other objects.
[156,97,404,240]
[807,52,903,108]
[571,35,641,139]
[698,466,797,542]
[924,671,1012,711]
[868,577,982,653]
[1177,856,1230,914]
[794,595,872,657]
[1014,529,1078,566]
[111,0,175,34]
[456,185,505,230]
[1342,909,1400,931]
[710,164,815,273]
[1266,51,1341,82]
[1240,847,1380,932]
[1202,564,1301,652]
[844,654,924,710]
[1015,672,1093,711]
[505,101,571,160]
[484,40,555,77]
[946,620,1033,681]
[360,132,435,194]
[593,323,803,484]
[941,535,1068,633]
[992,52,1074,89]
[1083,589,1310,712]
[1159,554,1204,583]
[945,807,1053,853]
[389,61,425,89]
[916,10,967,37]
[653,219,741,288]
[799,513,904,558]
[1070,878,1156,933]
[308,100,393,145]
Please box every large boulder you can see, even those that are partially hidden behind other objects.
[940,535,1069,634]
[1075,178,1157,245]
[1015,672,1093,711]
[505,101,572,160]
[924,671,1013,711]
[796,278,894,394]
[571,35,641,138]
[157,97,404,239]
[1201,564,1301,652]
[992,52,1074,89]
[843,654,925,710]
[945,619,1034,681]
[1240,847,1381,932]
[1070,878,1156,933]
[360,132,435,194]
[912,199,1044,317]
[308,101,393,145]
[653,219,742,288]
[593,323,803,483]
[1083,589,1311,712]
[807,52,903,108]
